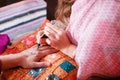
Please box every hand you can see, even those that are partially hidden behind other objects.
[44,23,76,58]
[44,23,71,50]
[36,45,59,58]
[19,54,50,68]
[0,45,58,70]
[20,45,58,68]
[36,31,48,45]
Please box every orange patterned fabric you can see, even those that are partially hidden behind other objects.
[3,20,49,55]
[2,20,78,80]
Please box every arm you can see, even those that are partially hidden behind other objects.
[0,53,25,70]
[0,45,58,70]
[61,44,76,58]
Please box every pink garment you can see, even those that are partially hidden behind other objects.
[0,34,10,54]
[0,60,1,73]
[66,0,120,80]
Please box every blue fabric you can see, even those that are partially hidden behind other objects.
[60,61,76,73]
[29,67,45,78]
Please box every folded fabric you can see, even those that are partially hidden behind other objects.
[0,0,46,39]
[0,34,10,54]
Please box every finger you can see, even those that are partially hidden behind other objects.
[46,38,51,45]
[36,48,58,58]
[45,23,58,35]
[36,31,44,44]
[39,48,58,54]
[38,45,54,50]
[45,24,64,40]
[46,23,63,32]
[45,38,59,49]
[30,51,38,55]
[37,30,44,36]
[44,25,57,34]
[31,62,51,68]
[44,27,57,40]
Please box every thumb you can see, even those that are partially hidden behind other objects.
[36,31,44,44]
[31,62,51,68]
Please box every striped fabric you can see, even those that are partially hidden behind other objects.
[0,0,46,39]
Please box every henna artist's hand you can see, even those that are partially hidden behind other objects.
[44,23,76,58]
[44,23,71,50]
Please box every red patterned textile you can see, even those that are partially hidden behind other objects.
[2,20,78,80]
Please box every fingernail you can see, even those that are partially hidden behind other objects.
[46,62,51,66]
[46,22,51,26]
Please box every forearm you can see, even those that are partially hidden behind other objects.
[61,44,76,59]
[0,53,23,70]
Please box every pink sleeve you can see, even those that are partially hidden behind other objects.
[0,60,1,73]
[68,0,120,79]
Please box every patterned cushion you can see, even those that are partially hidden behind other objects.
[0,0,46,40]
[1,20,78,80]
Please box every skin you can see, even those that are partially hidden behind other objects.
[44,23,76,58]
[0,45,58,70]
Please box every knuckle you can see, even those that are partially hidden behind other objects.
[58,31,63,35]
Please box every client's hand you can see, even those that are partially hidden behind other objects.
[20,45,58,68]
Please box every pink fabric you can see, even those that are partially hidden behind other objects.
[0,34,10,54]
[0,60,1,73]
[66,0,120,80]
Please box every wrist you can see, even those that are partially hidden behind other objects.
[17,51,28,67]
[15,53,25,67]
[60,44,76,58]
[0,53,23,70]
